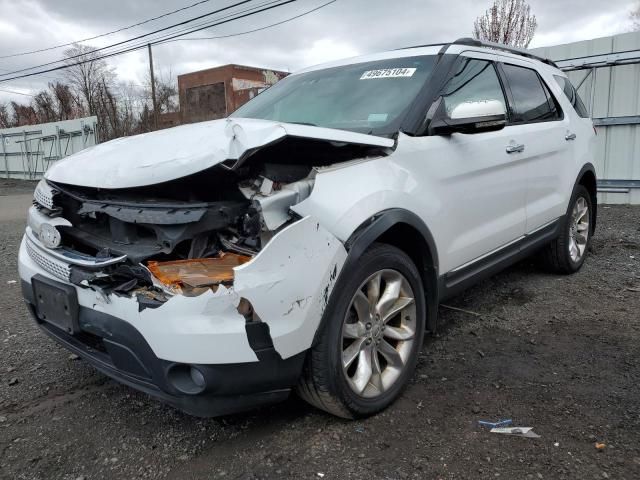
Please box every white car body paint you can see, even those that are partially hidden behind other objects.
[18,215,346,363]
[18,237,257,364]
[235,216,347,359]
[294,125,530,273]
[294,49,595,274]
[44,117,393,189]
[17,42,596,416]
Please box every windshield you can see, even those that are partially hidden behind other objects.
[231,55,437,136]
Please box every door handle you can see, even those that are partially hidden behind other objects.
[565,132,577,141]
[506,143,525,154]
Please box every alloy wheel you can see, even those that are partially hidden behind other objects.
[341,269,417,398]
[569,196,590,262]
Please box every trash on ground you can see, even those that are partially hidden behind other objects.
[6,280,16,284]
[478,419,512,428]
[490,427,540,438]
[595,442,606,450]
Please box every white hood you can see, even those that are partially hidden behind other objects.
[45,118,395,189]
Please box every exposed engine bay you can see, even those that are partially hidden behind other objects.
[30,135,390,307]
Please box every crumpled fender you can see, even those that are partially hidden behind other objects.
[235,215,347,359]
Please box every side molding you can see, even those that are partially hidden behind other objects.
[440,218,563,301]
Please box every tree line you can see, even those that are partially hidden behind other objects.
[0,45,178,141]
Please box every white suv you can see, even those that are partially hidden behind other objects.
[18,38,596,418]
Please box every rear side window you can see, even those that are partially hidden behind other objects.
[501,64,560,123]
[440,58,507,117]
[554,75,589,118]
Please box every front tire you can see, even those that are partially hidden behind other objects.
[541,185,593,274]
[296,243,426,418]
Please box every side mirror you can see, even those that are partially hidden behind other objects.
[428,98,507,135]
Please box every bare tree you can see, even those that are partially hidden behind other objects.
[117,82,147,135]
[0,102,10,128]
[473,0,537,48]
[144,69,179,116]
[0,48,179,139]
[50,82,81,120]
[33,90,57,123]
[11,102,38,126]
[63,44,115,115]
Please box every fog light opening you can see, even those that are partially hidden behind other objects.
[167,364,207,395]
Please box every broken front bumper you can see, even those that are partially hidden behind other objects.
[17,216,347,416]
[21,279,303,416]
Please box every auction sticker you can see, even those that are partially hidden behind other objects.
[360,68,416,79]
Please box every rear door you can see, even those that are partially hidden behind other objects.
[497,59,573,233]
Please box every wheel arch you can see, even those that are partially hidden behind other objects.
[342,209,440,334]
[575,163,597,233]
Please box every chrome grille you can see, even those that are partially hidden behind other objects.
[33,181,57,210]
[25,236,71,281]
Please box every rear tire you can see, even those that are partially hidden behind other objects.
[540,185,593,274]
[296,243,426,418]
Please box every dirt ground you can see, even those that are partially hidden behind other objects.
[1,180,639,480]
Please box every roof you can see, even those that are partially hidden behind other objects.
[294,38,560,77]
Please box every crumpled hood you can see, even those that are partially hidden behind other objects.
[45,117,395,189]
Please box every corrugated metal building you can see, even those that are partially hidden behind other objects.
[1,116,98,180]
[533,31,640,204]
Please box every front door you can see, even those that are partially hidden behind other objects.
[399,54,528,273]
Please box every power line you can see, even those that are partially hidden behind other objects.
[0,1,285,93]
[160,0,336,43]
[0,1,298,84]
[0,0,286,85]
[0,88,35,97]
[0,0,214,59]
[0,0,255,79]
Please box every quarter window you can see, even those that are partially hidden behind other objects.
[502,64,560,123]
[440,58,506,118]
[554,75,589,118]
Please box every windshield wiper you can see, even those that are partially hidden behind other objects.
[288,121,318,127]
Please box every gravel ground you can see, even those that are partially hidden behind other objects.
[1,181,639,480]
[0,179,38,197]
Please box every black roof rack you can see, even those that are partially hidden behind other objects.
[397,38,558,68]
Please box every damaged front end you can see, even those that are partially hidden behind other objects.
[19,118,394,415]
[26,119,393,333]
[28,160,312,304]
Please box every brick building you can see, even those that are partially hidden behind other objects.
[159,64,287,128]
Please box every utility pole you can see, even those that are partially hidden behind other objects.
[147,43,159,130]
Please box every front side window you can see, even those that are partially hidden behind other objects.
[440,58,507,117]
[554,75,589,118]
[231,55,438,136]
[502,64,560,123]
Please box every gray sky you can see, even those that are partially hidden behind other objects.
[0,0,635,103]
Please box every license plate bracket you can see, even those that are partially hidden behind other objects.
[31,274,79,335]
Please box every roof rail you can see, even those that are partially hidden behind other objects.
[396,38,557,68]
[450,38,558,67]
[395,42,447,50]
